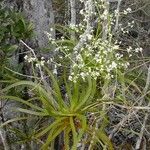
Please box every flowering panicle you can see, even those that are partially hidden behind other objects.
[23,0,143,83]
[67,38,129,82]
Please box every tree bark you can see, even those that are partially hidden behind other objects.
[23,0,55,48]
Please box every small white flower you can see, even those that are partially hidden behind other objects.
[127,46,132,53]
[61,36,64,40]
[28,57,36,63]
[45,32,52,39]
[124,62,130,68]
[87,34,93,40]
[105,74,111,80]
[111,75,114,78]
[50,28,53,32]
[35,63,40,68]
[126,8,132,13]
[129,54,132,57]
[132,20,135,24]
[24,55,28,60]
[139,47,143,52]
[68,76,72,81]
[135,47,143,53]
[51,40,55,44]
[80,9,84,15]
[123,10,127,15]
[114,9,119,16]
[111,61,117,69]
[53,68,57,75]
[69,23,76,29]
[123,8,132,14]
[113,45,119,50]
[79,0,84,3]
[103,10,108,16]
[40,60,45,66]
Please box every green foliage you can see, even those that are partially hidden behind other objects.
[1,0,150,149]
[0,3,33,80]
[1,67,114,149]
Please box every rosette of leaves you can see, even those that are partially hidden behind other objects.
[1,67,114,150]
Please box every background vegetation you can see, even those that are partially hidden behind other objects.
[0,0,150,149]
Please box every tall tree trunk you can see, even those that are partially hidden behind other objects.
[23,0,55,48]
